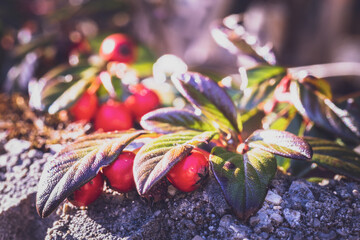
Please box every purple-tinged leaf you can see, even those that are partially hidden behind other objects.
[140,107,217,134]
[36,130,146,218]
[210,147,277,221]
[290,78,360,143]
[171,72,242,133]
[246,129,312,160]
[134,131,217,195]
[305,137,360,181]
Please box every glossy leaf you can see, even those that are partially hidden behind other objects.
[210,147,277,220]
[300,76,332,99]
[35,65,99,113]
[47,67,99,114]
[290,79,360,143]
[36,130,146,218]
[239,75,282,111]
[140,107,217,134]
[305,137,360,181]
[171,72,242,133]
[246,65,287,87]
[134,131,217,195]
[265,106,300,132]
[246,129,312,160]
[97,75,122,102]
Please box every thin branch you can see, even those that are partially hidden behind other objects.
[288,62,360,79]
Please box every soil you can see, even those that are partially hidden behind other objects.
[0,93,359,240]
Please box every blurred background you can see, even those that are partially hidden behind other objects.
[1,0,360,93]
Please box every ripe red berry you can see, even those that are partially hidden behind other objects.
[124,84,160,121]
[99,33,136,64]
[166,149,209,192]
[69,91,98,121]
[68,173,104,207]
[102,151,136,193]
[94,99,133,132]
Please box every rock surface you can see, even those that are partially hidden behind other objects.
[1,135,360,240]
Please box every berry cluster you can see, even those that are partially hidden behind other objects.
[69,34,160,132]
[68,148,210,207]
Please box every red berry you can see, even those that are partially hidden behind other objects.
[94,99,133,132]
[99,34,136,63]
[125,84,160,121]
[68,173,104,207]
[102,151,136,193]
[166,149,209,192]
[69,91,98,121]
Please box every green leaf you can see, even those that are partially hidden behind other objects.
[36,130,146,218]
[300,76,332,99]
[276,156,291,172]
[239,76,281,111]
[96,75,122,103]
[131,45,156,77]
[133,131,217,195]
[47,67,99,114]
[210,147,277,220]
[246,129,312,160]
[240,108,264,140]
[35,65,100,113]
[285,112,306,136]
[140,107,217,134]
[132,62,153,78]
[246,65,286,87]
[171,72,242,133]
[305,137,360,181]
[290,79,360,143]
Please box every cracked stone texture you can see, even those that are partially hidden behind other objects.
[0,135,360,240]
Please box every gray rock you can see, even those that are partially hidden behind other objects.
[0,147,58,240]
[270,213,283,224]
[192,235,204,240]
[0,193,58,240]
[318,230,337,240]
[0,131,8,143]
[313,218,321,228]
[265,190,282,205]
[219,214,233,228]
[353,189,359,198]
[168,185,177,196]
[27,149,43,159]
[275,227,293,238]
[4,139,31,155]
[253,211,273,233]
[259,232,269,239]
[1,132,360,240]
[229,223,250,234]
[288,181,315,207]
[283,208,301,228]
[249,215,260,226]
